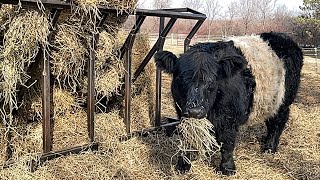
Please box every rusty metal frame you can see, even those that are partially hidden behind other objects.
[0,0,206,169]
[120,8,206,136]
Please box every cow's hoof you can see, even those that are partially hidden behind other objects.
[263,142,277,153]
[175,156,191,173]
[264,147,276,154]
[219,161,236,176]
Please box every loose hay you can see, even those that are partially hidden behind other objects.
[51,24,87,91]
[95,111,126,150]
[95,57,124,100]
[0,4,15,31]
[95,30,116,69]
[0,9,49,124]
[0,125,7,162]
[11,123,42,159]
[53,110,88,151]
[176,118,220,159]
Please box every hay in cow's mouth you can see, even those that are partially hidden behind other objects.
[176,117,221,159]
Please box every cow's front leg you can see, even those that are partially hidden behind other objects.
[175,152,191,173]
[216,127,238,176]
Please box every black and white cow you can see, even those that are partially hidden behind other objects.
[154,32,303,175]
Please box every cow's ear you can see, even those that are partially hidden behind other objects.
[218,55,247,79]
[154,50,178,74]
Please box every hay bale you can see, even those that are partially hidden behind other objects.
[95,111,126,150]
[51,24,87,91]
[0,9,49,124]
[130,92,152,131]
[96,30,116,69]
[52,88,83,116]
[130,34,156,130]
[95,57,124,101]
[11,123,42,159]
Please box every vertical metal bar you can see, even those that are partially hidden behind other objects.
[122,15,141,133]
[88,34,99,142]
[42,45,51,153]
[124,33,136,134]
[135,15,141,34]
[124,46,132,134]
[86,12,107,142]
[184,20,204,52]
[155,17,165,127]
[42,8,61,153]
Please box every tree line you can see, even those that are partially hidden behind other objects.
[132,0,320,47]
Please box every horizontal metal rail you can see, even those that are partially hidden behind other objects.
[159,7,205,15]
[1,143,98,170]
[0,0,206,20]
[29,143,99,172]
[119,121,180,141]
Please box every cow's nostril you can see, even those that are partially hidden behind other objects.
[188,107,203,118]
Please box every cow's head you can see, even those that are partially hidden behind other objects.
[154,42,246,119]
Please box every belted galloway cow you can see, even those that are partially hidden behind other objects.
[154,32,303,175]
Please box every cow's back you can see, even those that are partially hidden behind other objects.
[225,33,302,123]
[260,32,303,107]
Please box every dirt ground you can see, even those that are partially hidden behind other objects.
[0,44,319,180]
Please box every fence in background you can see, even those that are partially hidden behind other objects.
[148,34,320,73]
[302,47,319,59]
[149,33,223,46]
[302,47,319,72]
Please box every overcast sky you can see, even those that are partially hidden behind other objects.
[139,0,303,12]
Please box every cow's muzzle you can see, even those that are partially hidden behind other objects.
[184,106,206,119]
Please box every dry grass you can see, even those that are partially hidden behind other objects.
[95,58,124,100]
[0,58,319,180]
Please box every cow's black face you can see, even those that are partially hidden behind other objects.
[183,82,218,119]
[154,42,247,120]
[173,51,219,119]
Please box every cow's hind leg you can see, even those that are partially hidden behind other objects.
[264,106,290,153]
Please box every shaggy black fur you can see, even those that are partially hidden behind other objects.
[154,32,303,176]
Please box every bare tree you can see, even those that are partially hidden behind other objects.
[257,0,278,30]
[272,4,294,33]
[203,0,221,37]
[221,2,237,36]
[152,0,172,9]
[182,0,203,11]
[233,0,259,35]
